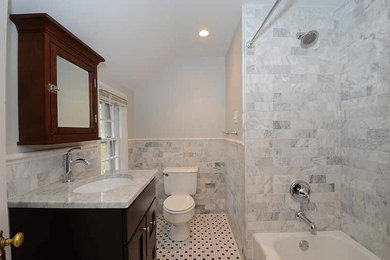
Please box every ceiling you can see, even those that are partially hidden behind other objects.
[10,0,246,89]
[9,0,343,90]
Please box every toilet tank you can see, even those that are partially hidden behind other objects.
[163,167,198,195]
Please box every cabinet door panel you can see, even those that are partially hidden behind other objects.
[49,39,98,136]
[127,218,147,260]
[146,199,157,260]
[124,179,155,243]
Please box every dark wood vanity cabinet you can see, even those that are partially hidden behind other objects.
[10,13,105,145]
[127,200,156,260]
[8,179,156,260]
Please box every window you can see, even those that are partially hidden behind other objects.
[99,87,129,173]
[99,100,122,172]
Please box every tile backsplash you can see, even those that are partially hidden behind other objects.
[129,138,247,255]
[129,139,226,215]
[7,144,100,198]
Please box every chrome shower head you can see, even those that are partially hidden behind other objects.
[296,30,319,48]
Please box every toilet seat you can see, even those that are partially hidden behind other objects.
[163,195,195,214]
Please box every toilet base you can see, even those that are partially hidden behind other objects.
[169,222,191,241]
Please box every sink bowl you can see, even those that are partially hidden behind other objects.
[73,176,133,194]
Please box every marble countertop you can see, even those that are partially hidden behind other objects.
[8,169,157,209]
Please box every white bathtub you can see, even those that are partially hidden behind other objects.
[253,231,381,260]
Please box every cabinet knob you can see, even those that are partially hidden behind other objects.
[149,220,156,227]
[0,230,24,257]
[0,231,24,248]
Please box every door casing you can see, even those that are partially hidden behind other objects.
[0,0,10,259]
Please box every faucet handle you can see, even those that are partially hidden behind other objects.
[290,180,311,204]
[66,146,81,155]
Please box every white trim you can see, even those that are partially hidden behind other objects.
[99,98,128,171]
[225,138,244,146]
[98,81,128,100]
[100,137,119,142]
[0,0,10,257]
[120,105,128,170]
[6,142,99,164]
[128,138,244,146]
[101,156,119,162]
[242,5,247,144]
[129,137,226,142]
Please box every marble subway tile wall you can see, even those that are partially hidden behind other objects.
[335,0,390,258]
[225,139,246,257]
[244,3,342,258]
[129,139,226,215]
[7,145,100,198]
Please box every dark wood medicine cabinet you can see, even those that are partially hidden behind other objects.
[10,13,105,145]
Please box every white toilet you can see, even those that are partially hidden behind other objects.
[163,166,198,241]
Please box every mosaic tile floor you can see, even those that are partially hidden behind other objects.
[157,214,241,260]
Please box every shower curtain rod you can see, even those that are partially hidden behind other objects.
[246,0,282,48]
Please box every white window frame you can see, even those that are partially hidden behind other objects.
[99,83,129,173]
[100,101,121,172]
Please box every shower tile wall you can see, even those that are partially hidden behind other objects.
[244,4,342,258]
[6,146,100,198]
[225,140,246,257]
[129,139,226,215]
[335,0,390,258]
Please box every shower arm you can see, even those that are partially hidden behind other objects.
[246,0,282,48]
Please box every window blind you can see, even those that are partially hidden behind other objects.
[99,89,128,106]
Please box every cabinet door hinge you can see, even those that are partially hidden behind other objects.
[48,83,59,93]
[94,79,97,88]
[94,114,97,123]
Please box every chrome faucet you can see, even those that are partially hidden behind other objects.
[290,180,317,235]
[296,211,317,235]
[64,147,90,183]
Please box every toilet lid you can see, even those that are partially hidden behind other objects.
[164,195,195,212]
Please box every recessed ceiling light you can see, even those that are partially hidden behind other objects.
[199,29,209,37]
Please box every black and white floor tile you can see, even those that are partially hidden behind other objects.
[156,214,241,260]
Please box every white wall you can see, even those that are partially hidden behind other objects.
[6,17,18,154]
[0,0,10,258]
[225,20,243,140]
[134,57,226,139]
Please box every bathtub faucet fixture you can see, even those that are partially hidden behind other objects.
[296,211,317,235]
[290,180,317,235]
[290,180,311,204]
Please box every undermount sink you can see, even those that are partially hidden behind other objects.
[72,176,133,194]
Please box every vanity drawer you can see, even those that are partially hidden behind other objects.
[123,178,156,244]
